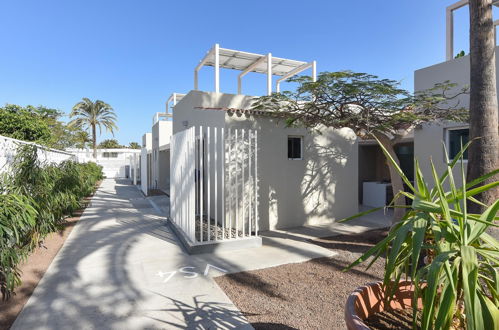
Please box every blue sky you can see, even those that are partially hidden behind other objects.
[0,0,477,145]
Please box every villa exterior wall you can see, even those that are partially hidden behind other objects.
[413,52,488,188]
[171,90,358,231]
[152,121,172,191]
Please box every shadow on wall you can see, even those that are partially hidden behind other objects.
[274,129,355,230]
[235,114,357,231]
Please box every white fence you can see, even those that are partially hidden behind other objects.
[0,135,75,173]
[171,126,258,245]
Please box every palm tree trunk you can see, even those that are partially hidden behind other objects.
[374,132,406,224]
[468,0,499,214]
[92,124,97,159]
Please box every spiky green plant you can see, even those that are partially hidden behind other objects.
[0,144,103,300]
[0,193,37,300]
[344,140,499,329]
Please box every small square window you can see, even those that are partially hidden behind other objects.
[447,128,469,160]
[288,136,302,159]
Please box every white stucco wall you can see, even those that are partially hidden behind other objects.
[413,52,492,187]
[171,90,359,231]
[152,120,172,191]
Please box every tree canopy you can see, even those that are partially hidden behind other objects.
[253,71,468,139]
[0,104,89,149]
[69,98,117,158]
[128,142,141,149]
[98,139,122,149]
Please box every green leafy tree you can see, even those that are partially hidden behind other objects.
[253,71,468,223]
[0,105,52,143]
[98,139,122,149]
[69,98,118,158]
[128,142,141,149]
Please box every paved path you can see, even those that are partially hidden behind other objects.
[13,179,347,330]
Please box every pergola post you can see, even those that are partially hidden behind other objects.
[446,5,454,61]
[446,0,470,61]
[214,43,220,93]
[267,53,272,95]
[312,60,317,82]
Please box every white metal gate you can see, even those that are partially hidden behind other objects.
[170,126,258,245]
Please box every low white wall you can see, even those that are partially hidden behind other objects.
[0,135,75,173]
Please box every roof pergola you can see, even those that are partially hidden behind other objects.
[194,44,316,95]
[165,92,185,113]
[446,0,499,60]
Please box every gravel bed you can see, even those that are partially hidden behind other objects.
[214,228,389,329]
[195,216,244,241]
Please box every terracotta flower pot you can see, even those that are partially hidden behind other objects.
[344,281,423,330]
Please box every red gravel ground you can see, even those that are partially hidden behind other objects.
[0,192,96,330]
[214,228,389,330]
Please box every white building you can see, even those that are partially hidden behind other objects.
[168,44,359,252]
[68,148,140,180]
[413,0,499,187]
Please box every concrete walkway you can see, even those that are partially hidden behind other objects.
[12,179,389,330]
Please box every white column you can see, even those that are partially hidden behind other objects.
[214,43,220,93]
[446,7,453,61]
[267,53,272,95]
[312,60,317,82]
[194,70,199,90]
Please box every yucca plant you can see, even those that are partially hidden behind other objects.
[345,140,499,329]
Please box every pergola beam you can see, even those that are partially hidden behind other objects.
[237,54,270,95]
[275,61,316,92]
[193,44,316,94]
[165,92,185,113]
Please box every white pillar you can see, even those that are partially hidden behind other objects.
[446,7,453,61]
[214,43,220,93]
[194,70,199,90]
[312,60,317,82]
[267,53,272,95]
[133,153,137,185]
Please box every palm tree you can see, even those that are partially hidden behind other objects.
[69,98,118,159]
[468,0,499,213]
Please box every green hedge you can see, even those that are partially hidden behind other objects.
[0,144,103,300]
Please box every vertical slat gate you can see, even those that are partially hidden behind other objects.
[170,125,258,245]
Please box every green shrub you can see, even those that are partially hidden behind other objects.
[0,144,103,300]
[0,194,37,300]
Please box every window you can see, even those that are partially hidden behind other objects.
[102,152,118,158]
[447,128,469,160]
[288,136,302,159]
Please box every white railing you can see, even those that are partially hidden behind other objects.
[171,126,258,245]
[0,134,75,173]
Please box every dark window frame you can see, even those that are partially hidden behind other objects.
[288,136,303,160]
[446,127,469,161]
